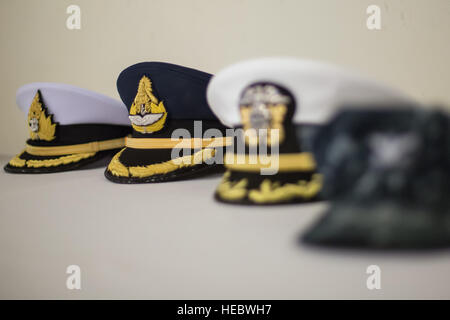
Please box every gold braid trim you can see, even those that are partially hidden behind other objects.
[107,148,216,178]
[8,151,96,168]
[25,137,125,156]
[216,171,323,203]
[225,152,316,172]
[125,136,233,149]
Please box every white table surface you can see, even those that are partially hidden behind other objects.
[1,154,449,299]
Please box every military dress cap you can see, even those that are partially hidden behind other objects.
[302,107,450,249]
[105,62,230,183]
[207,57,415,205]
[5,82,131,174]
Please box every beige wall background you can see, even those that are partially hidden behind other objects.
[0,0,449,155]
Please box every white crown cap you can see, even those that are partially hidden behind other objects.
[207,57,417,127]
[16,82,130,126]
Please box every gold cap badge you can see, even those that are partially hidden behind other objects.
[129,76,167,134]
[27,90,56,141]
[239,84,289,146]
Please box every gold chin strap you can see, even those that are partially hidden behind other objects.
[25,137,126,156]
[125,137,233,149]
[225,152,317,172]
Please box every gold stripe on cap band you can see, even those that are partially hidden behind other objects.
[25,137,126,156]
[125,137,233,149]
[224,152,316,172]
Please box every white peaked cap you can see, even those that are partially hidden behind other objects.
[16,82,130,126]
[207,57,417,127]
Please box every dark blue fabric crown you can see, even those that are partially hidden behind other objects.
[117,62,217,120]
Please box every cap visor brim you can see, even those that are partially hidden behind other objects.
[4,150,118,174]
[104,147,224,183]
[215,169,322,205]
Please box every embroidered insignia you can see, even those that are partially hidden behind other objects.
[240,84,289,146]
[27,90,57,141]
[129,76,167,134]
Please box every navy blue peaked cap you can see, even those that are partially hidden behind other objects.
[117,62,217,120]
[105,62,229,184]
